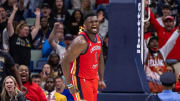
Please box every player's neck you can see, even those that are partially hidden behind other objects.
[85,31,96,42]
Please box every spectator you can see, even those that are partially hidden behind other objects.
[97,8,108,39]
[96,0,109,18]
[32,17,51,49]
[0,6,7,49]
[40,0,55,9]
[158,72,180,101]
[145,3,180,63]
[44,76,67,101]
[71,0,95,9]
[2,0,16,17]
[47,53,63,77]
[166,65,175,73]
[67,9,84,37]
[55,76,74,101]
[2,0,25,22]
[48,22,66,60]
[40,63,54,86]
[42,38,66,58]
[176,73,180,93]
[71,0,81,9]
[18,65,47,101]
[31,74,42,87]
[22,0,40,18]
[0,6,7,32]
[170,0,179,17]
[0,50,24,92]
[144,29,180,93]
[64,33,74,49]
[80,0,94,17]
[1,76,26,101]
[7,4,40,66]
[40,3,54,28]
[41,3,51,19]
[156,4,175,27]
[156,0,171,17]
[23,0,40,17]
[166,64,176,91]
[53,0,70,28]
[41,22,66,58]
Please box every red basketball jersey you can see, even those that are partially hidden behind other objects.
[70,32,102,79]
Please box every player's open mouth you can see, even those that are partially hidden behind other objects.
[92,26,97,32]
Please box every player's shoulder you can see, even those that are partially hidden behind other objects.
[73,35,87,46]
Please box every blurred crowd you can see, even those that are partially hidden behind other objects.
[143,0,180,96]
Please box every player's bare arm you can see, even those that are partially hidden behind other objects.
[98,50,107,89]
[61,35,87,94]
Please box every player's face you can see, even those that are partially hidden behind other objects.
[84,16,99,35]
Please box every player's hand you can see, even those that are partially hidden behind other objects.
[68,85,79,94]
[98,80,106,89]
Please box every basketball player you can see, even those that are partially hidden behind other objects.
[61,13,106,101]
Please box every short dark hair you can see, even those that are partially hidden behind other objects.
[55,76,63,81]
[84,13,97,21]
[162,4,171,10]
[31,74,41,79]
[46,76,55,83]
[160,72,176,87]
[97,9,105,15]
[0,5,5,9]
[166,64,175,73]
[147,36,158,46]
